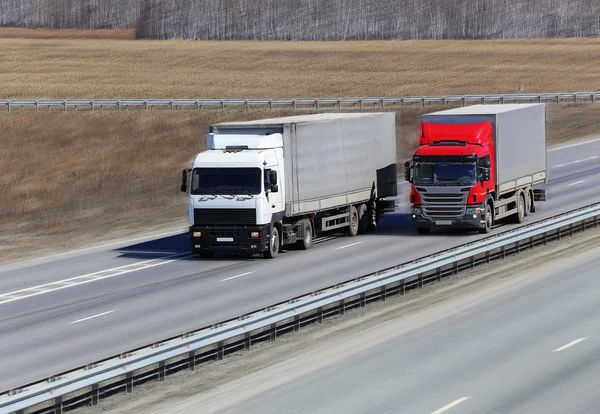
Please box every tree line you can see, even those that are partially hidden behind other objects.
[2,0,599,40]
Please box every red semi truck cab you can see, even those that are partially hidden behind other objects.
[405,104,547,235]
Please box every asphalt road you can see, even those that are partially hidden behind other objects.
[204,235,600,414]
[1,137,599,391]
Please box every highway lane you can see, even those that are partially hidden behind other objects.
[1,139,599,391]
[203,240,600,414]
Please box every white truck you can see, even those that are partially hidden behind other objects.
[181,113,398,258]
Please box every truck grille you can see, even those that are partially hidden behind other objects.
[421,192,466,218]
[193,208,256,226]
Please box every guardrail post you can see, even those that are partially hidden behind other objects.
[221,100,225,110]
[575,94,578,104]
[316,100,319,110]
[63,100,67,111]
[144,100,148,111]
[269,100,273,110]
[419,273,424,288]
[317,306,324,322]
[294,315,301,331]
[158,361,166,381]
[593,94,596,103]
[380,286,387,301]
[126,372,133,393]
[270,323,277,341]
[381,98,385,109]
[422,97,425,107]
[35,100,39,112]
[338,299,345,315]
[400,281,405,295]
[54,396,63,414]
[515,240,520,254]
[360,292,366,307]
[244,332,252,350]
[293,99,297,110]
[216,342,224,360]
[500,246,506,259]
[246,100,250,111]
[91,383,99,405]
[188,350,196,370]
[538,95,542,103]
[461,97,466,106]
[595,216,598,228]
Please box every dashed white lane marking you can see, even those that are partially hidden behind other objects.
[567,180,586,187]
[69,310,116,325]
[430,397,470,414]
[555,164,566,168]
[220,271,254,282]
[548,137,600,151]
[553,337,587,352]
[0,252,194,306]
[336,241,364,250]
[572,159,584,163]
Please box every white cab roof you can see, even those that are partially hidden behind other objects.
[425,103,544,116]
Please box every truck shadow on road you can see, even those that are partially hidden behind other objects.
[114,232,191,260]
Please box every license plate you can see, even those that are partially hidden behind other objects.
[436,220,452,226]
[216,237,234,242]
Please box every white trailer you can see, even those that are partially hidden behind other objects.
[181,113,397,258]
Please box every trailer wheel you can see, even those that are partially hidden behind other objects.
[347,205,359,237]
[479,203,493,234]
[357,204,369,234]
[265,227,280,259]
[296,219,313,250]
[515,193,526,224]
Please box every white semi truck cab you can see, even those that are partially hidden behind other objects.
[181,113,398,259]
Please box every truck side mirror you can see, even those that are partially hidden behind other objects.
[481,168,490,182]
[181,169,189,193]
[481,157,491,168]
[271,184,279,193]
[269,170,278,185]
[404,161,412,183]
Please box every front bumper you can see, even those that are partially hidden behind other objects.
[189,225,270,253]
[411,206,485,230]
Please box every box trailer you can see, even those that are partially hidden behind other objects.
[404,104,547,234]
[181,113,397,258]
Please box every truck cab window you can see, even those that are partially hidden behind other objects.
[191,168,261,195]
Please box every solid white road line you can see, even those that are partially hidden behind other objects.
[336,241,364,250]
[548,136,600,152]
[220,271,254,282]
[69,310,116,325]
[567,180,586,187]
[0,252,194,306]
[430,397,470,414]
[553,337,587,352]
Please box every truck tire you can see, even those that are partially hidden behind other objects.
[357,204,369,234]
[417,227,430,235]
[265,226,280,259]
[347,205,359,237]
[479,203,493,234]
[296,219,313,250]
[515,193,525,224]
[524,189,532,216]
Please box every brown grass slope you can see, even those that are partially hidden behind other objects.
[1,33,600,99]
[1,105,599,261]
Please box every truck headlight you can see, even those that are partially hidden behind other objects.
[192,231,202,237]
[249,231,262,238]
[466,207,483,214]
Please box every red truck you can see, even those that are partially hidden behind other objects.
[404,104,547,234]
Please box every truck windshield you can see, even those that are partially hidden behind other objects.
[191,168,261,195]
[414,162,477,186]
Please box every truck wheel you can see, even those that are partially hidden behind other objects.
[479,204,493,234]
[296,219,313,250]
[524,190,532,216]
[265,227,280,259]
[515,193,525,224]
[347,206,359,237]
[417,227,430,235]
[357,204,369,234]
[199,251,214,259]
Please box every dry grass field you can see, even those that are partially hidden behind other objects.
[1,28,600,261]
[1,28,600,99]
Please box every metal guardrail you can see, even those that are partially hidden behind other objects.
[2,203,600,414]
[1,92,599,112]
